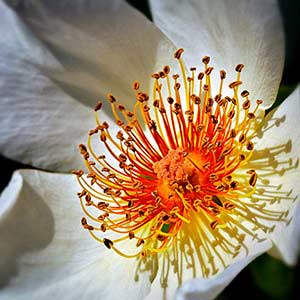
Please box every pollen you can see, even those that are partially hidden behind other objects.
[73,49,294,278]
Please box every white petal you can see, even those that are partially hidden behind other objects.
[150,0,284,109]
[0,1,177,171]
[0,170,151,300]
[251,86,300,265]
[4,0,177,107]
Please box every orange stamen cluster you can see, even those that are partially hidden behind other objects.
[73,49,293,276]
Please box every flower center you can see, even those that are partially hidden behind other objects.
[73,48,292,278]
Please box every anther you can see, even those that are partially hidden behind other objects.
[174,48,184,59]
[136,239,145,247]
[103,238,114,249]
[205,67,214,75]
[107,93,116,103]
[198,72,204,80]
[163,65,170,74]
[229,81,243,89]
[202,56,210,65]
[235,64,244,72]
[241,90,250,98]
[132,81,140,90]
[249,172,258,187]
[220,70,226,79]
[242,100,251,110]
[94,101,103,111]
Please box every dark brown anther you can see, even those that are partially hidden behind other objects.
[94,101,103,111]
[132,80,140,90]
[101,223,107,232]
[249,172,258,187]
[103,238,114,249]
[117,104,125,111]
[72,170,84,177]
[229,81,242,89]
[159,71,166,78]
[151,73,160,79]
[235,64,244,72]
[89,129,98,136]
[214,94,221,102]
[242,99,251,110]
[230,181,238,188]
[159,107,166,114]
[136,239,144,247]
[194,96,201,104]
[228,109,235,119]
[136,92,149,103]
[241,90,250,98]
[224,202,235,210]
[220,70,226,79]
[102,122,109,129]
[100,132,107,142]
[246,141,254,151]
[230,129,237,138]
[247,113,256,119]
[129,232,135,239]
[203,84,209,91]
[175,82,181,90]
[239,133,246,144]
[79,144,87,154]
[167,97,174,104]
[174,48,184,59]
[239,154,246,161]
[202,56,210,65]
[210,220,218,230]
[173,74,179,80]
[174,103,181,110]
[143,105,150,112]
[256,99,263,105]
[205,67,214,75]
[126,111,134,118]
[162,214,170,222]
[190,67,197,71]
[118,154,127,162]
[81,217,87,226]
[163,65,170,74]
[198,72,204,80]
[208,98,214,107]
[107,93,116,103]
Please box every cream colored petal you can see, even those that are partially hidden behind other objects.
[150,0,284,109]
[5,0,177,108]
[0,170,151,300]
[249,86,300,265]
[0,1,177,171]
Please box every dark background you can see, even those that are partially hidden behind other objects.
[1,0,299,299]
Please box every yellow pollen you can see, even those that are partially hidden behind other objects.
[73,48,294,280]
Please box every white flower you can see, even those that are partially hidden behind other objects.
[0,1,299,300]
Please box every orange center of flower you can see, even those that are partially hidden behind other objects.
[73,48,291,277]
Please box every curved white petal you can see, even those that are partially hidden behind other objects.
[250,86,300,265]
[0,0,177,171]
[3,0,177,108]
[0,170,151,300]
[150,0,284,109]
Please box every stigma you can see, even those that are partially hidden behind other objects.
[73,48,292,277]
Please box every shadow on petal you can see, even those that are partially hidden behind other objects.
[0,178,54,287]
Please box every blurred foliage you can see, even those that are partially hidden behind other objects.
[1,0,300,300]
